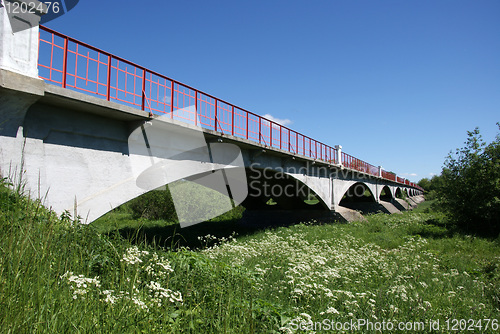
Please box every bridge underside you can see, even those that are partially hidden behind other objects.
[0,77,424,225]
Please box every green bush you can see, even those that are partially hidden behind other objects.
[128,188,178,221]
[439,124,500,235]
[418,175,444,199]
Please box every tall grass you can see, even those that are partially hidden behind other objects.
[0,178,263,333]
[1,176,499,333]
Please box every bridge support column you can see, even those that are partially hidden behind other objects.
[375,181,381,204]
[335,145,342,166]
[0,2,46,180]
[1,0,46,120]
[0,1,46,77]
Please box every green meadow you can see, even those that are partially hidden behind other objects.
[1,177,499,333]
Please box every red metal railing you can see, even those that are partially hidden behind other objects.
[381,170,397,182]
[37,26,423,191]
[341,152,379,177]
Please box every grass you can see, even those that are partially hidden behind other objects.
[1,177,499,333]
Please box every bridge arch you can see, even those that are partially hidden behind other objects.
[94,162,249,226]
[339,182,376,206]
[243,167,330,211]
[379,185,393,202]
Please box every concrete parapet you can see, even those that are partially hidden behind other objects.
[0,1,47,77]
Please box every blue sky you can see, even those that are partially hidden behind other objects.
[44,0,500,182]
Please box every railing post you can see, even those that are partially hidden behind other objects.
[269,121,273,147]
[231,106,234,136]
[170,81,174,119]
[288,130,291,152]
[194,91,198,126]
[246,112,249,139]
[378,166,382,178]
[141,69,146,111]
[106,55,111,101]
[296,133,298,154]
[215,99,218,132]
[62,37,68,88]
[258,117,262,144]
[335,145,342,166]
[279,125,282,150]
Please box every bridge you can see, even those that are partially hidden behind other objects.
[0,5,423,225]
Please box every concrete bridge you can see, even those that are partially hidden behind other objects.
[0,4,423,225]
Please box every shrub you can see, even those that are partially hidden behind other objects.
[439,124,500,235]
[128,188,178,221]
[418,175,444,199]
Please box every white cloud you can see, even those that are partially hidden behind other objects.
[401,173,418,177]
[262,114,292,126]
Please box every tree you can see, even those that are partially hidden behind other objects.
[418,178,431,191]
[418,174,444,200]
[439,123,500,234]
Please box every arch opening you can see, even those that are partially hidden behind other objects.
[339,182,376,206]
[242,167,329,211]
[379,185,393,202]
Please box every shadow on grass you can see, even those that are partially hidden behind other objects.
[100,208,308,251]
[116,219,254,250]
[408,220,451,238]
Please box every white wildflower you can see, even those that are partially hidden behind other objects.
[325,307,340,314]
[102,290,118,304]
[147,281,183,304]
[121,246,149,265]
[132,297,149,311]
[61,271,100,300]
